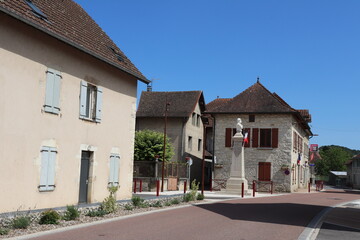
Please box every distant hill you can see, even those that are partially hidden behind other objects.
[319,145,360,158]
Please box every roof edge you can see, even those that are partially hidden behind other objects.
[0,7,150,84]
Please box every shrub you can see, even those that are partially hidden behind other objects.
[100,186,119,214]
[131,196,144,207]
[12,216,31,229]
[151,201,162,208]
[124,204,134,211]
[189,179,199,200]
[183,193,193,202]
[39,210,60,225]
[197,193,205,201]
[139,201,150,208]
[0,228,9,235]
[63,205,80,221]
[170,198,180,205]
[164,201,171,206]
[86,208,107,217]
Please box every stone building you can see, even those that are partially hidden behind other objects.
[205,81,312,192]
[136,91,210,187]
[0,0,148,213]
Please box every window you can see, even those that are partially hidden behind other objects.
[198,139,202,151]
[108,154,120,187]
[192,113,196,125]
[44,68,61,114]
[39,146,57,191]
[188,136,193,151]
[225,128,236,147]
[24,0,48,20]
[258,162,271,181]
[79,81,103,122]
[249,115,255,122]
[196,114,201,127]
[252,128,278,148]
[260,129,272,148]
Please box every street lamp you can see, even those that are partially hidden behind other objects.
[161,96,170,192]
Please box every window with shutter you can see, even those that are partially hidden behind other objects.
[109,154,120,186]
[260,129,272,148]
[225,128,232,147]
[79,80,103,122]
[39,146,57,191]
[252,128,259,148]
[271,128,278,148]
[258,162,271,181]
[44,68,61,114]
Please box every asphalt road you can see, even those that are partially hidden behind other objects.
[29,190,360,240]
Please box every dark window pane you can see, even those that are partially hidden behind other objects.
[260,129,271,148]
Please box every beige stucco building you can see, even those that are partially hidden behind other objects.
[136,91,210,186]
[206,81,312,192]
[0,0,148,213]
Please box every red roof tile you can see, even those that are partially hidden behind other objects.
[137,91,205,118]
[0,0,148,83]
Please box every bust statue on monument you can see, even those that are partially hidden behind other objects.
[235,118,243,137]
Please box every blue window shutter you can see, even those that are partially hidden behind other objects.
[39,147,57,191]
[44,69,61,114]
[47,147,57,190]
[79,81,88,119]
[95,87,103,122]
[113,155,120,185]
[109,154,120,186]
[52,72,61,114]
[39,147,50,191]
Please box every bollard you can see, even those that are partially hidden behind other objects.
[252,181,255,197]
[156,180,160,196]
[184,180,187,194]
[241,182,244,198]
[271,181,273,194]
[308,182,311,193]
[139,180,143,193]
[134,179,137,193]
[210,179,213,192]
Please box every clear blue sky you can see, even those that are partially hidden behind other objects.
[74,0,360,151]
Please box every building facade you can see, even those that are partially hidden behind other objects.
[206,81,312,192]
[0,0,148,213]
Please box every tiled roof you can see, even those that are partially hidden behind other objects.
[206,98,232,112]
[206,82,297,113]
[137,91,205,118]
[205,81,312,134]
[0,0,148,83]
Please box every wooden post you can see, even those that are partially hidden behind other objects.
[139,179,143,193]
[134,179,137,193]
[253,181,255,197]
[156,180,160,196]
[184,180,187,194]
[241,182,244,198]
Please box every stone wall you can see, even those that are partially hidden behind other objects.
[213,114,298,192]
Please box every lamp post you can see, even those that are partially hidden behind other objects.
[161,96,170,192]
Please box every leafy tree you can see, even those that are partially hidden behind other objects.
[134,130,174,162]
[315,145,353,175]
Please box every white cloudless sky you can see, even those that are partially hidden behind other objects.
[74,0,360,150]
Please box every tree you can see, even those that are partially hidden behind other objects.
[134,130,174,162]
[315,145,353,176]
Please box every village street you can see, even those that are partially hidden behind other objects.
[26,189,360,240]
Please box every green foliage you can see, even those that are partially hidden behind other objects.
[86,208,107,217]
[316,145,352,175]
[170,198,180,205]
[124,204,134,211]
[139,202,150,208]
[150,201,163,208]
[164,201,171,206]
[196,193,205,201]
[63,205,80,221]
[39,210,60,225]
[12,216,31,229]
[184,179,200,202]
[134,130,174,162]
[100,186,119,214]
[131,196,144,207]
[0,228,9,235]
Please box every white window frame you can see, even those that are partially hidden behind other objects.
[79,80,103,122]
